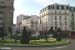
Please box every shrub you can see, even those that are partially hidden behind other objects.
[56,33,62,41]
[20,27,31,44]
[31,36,39,40]
[56,37,62,41]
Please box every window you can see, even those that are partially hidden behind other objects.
[61,5,64,10]
[65,21,67,25]
[55,16,57,20]
[56,5,59,9]
[55,27,57,30]
[66,6,69,10]
[52,6,54,9]
[72,28,74,30]
[55,21,57,25]
[70,7,74,11]
[60,21,61,25]
[65,16,67,20]
[70,8,72,11]
[59,16,61,20]
[72,13,74,16]
[48,5,51,10]
[74,8,75,11]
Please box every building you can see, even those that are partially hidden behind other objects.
[17,15,39,31]
[17,14,28,25]
[22,17,31,29]
[31,15,39,31]
[40,3,75,31]
[0,0,14,33]
[22,15,39,31]
[17,15,31,30]
[38,17,42,31]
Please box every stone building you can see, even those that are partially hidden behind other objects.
[40,3,75,31]
[0,0,14,33]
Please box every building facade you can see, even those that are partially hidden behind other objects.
[17,15,31,30]
[22,17,31,29]
[40,3,75,31]
[0,0,14,32]
[17,15,39,31]
[31,15,39,31]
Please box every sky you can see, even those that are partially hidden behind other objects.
[14,0,75,24]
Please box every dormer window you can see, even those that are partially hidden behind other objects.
[61,5,64,10]
[48,5,51,10]
[56,5,59,9]
[66,6,69,10]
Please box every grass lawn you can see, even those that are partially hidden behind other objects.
[0,38,69,46]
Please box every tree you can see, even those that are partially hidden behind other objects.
[48,27,54,34]
[43,30,48,41]
[20,26,31,44]
[0,27,5,40]
[56,28,62,41]
[53,27,57,38]
[48,27,55,37]
[8,26,12,37]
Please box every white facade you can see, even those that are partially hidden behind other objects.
[17,14,30,24]
[40,3,75,31]
[17,15,39,31]
[31,15,39,31]
[22,17,31,29]
[17,15,31,30]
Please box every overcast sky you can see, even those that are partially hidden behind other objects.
[13,0,75,24]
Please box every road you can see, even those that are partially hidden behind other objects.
[0,39,75,50]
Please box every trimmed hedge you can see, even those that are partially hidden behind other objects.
[30,38,56,43]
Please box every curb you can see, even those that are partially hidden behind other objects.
[0,41,71,47]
